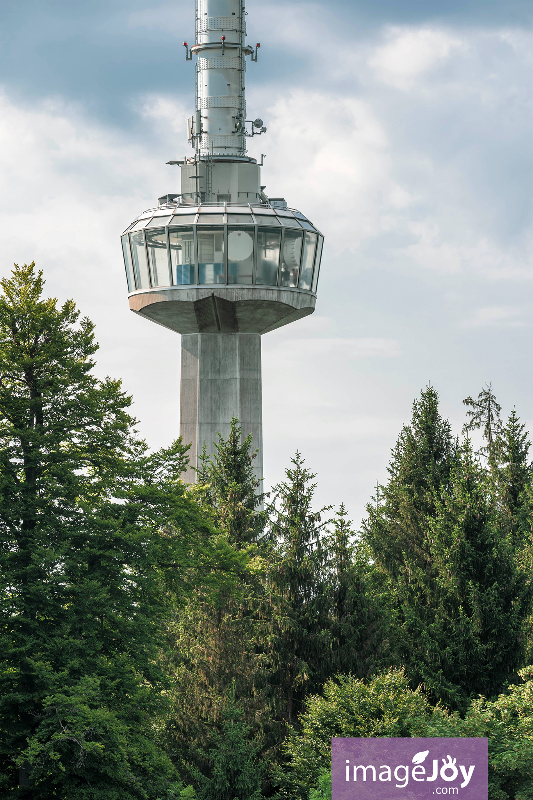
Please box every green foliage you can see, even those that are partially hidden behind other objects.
[463,382,502,461]
[291,668,533,800]
[280,668,448,800]
[363,387,530,709]
[196,417,266,547]
[0,264,244,798]
[323,505,392,679]
[194,684,264,800]
[266,453,332,726]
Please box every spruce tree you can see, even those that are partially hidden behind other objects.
[462,383,502,462]
[196,417,266,547]
[267,453,331,726]
[194,684,263,800]
[363,385,456,580]
[323,505,391,679]
[0,264,241,798]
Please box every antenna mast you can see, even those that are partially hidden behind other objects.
[184,0,264,160]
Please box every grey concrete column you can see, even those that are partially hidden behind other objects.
[180,332,263,484]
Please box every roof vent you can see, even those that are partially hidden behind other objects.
[269,197,287,209]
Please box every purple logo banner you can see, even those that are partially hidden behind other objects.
[332,738,488,800]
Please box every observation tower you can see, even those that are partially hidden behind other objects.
[120,0,324,483]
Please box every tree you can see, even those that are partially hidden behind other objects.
[196,417,266,547]
[266,453,331,727]
[193,684,264,800]
[363,385,456,581]
[363,388,529,710]
[0,263,244,798]
[463,383,502,462]
[167,421,271,791]
[279,668,450,800]
[493,409,532,545]
[323,505,391,679]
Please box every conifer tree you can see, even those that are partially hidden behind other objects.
[364,387,530,709]
[463,383,502,462]
[493,409,532,544]
[324,505,391,679]
[267,453,331,725]
[0,263,242,798]
[194,684,263,800]
[196,418,266,547]
[363,385,456,580]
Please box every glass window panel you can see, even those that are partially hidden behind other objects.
[254,215,281,226]
[129,217,151,231]
[227,214,253,224]
[280,230,303,287]
[278,216,302,227]
[293,212,309,220]
[299,232,317,290]
[169,227,195,285]
[197,214,226,224]
[145,228,170,287]
[121,235,135,292]
[130,231,151,290]
[170,215,197,225]
[146,215,171,227]
[226,206,250,213]
[256,228,281,286]
[299,220,316,231]
[198,227,225,284]
[312,236,323,293]
[227,228,254,284]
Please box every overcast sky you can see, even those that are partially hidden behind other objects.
[0,0,531,525]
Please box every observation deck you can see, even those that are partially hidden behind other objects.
[122,201,324,335]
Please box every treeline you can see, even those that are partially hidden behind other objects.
[1,264,533,800]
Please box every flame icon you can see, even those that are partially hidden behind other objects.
[412,750,429,764]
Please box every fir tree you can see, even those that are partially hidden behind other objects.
[324,505,391,679]
[463,383,502,461]
[0,264,242,798]
[194,684,264,800]
[267,453,331,726]
[196,418,266,547]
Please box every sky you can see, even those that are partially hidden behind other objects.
[0,0,531,525]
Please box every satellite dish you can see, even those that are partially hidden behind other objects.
[253,118,264,128]
[228,230,254,261]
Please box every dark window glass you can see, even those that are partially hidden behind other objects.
[299,232,317,290]
[254,215,281,226]
[227,214,253,224]
[169,215,197,225]
[256,228,281,286]
[169,227,195,285]
[228,228,254,284]
[146,215,172,227]
[198,227,225,284]
[130,231,150,289]
[145,228,170,287]
[280,230,303,287]
[299,220,316,231]
[278,216,302,227]
[312,236,323,293]
[121,235,135,292]
[197,214,225,224]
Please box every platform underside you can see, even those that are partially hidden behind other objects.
[129,287,316,335]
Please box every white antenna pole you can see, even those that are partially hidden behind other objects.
[184,0,261,158]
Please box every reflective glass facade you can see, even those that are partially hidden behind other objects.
[121,205,323,293]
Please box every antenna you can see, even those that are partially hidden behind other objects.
[185,0,264,158]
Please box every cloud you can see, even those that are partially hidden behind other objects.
[368,27,465,90]
[461,306,525,328]
[267,338,401,361]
